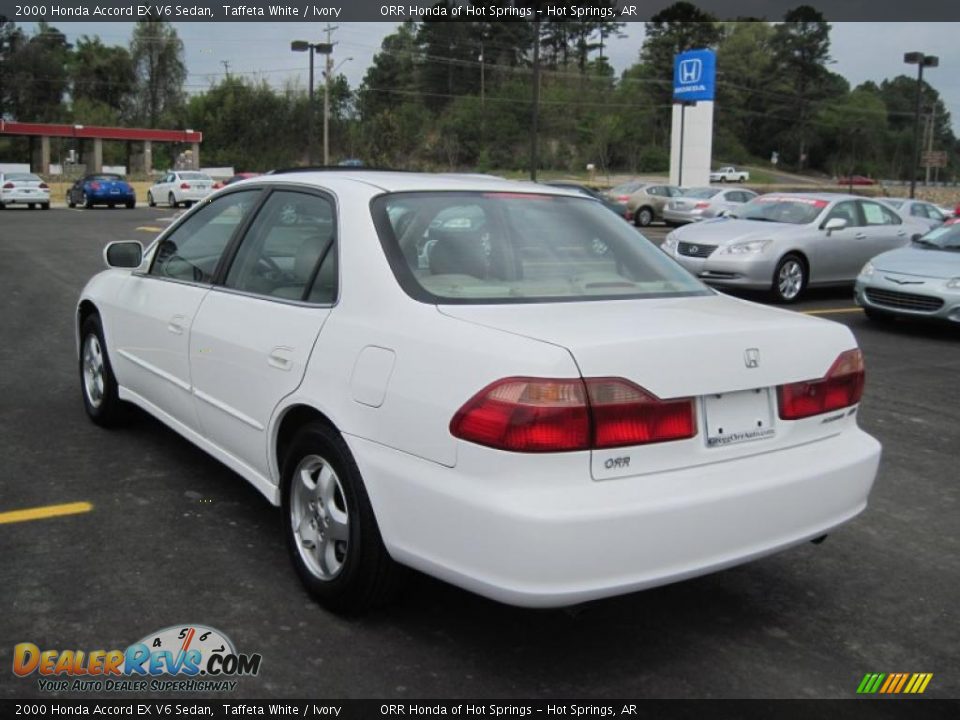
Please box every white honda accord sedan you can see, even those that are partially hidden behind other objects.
[77,171,881,612]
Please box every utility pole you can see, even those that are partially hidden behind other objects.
[924,111,935,186]
[904,51,938,199]
[530,17,541,181]
[323,24,338,166]
[221,60,231,78]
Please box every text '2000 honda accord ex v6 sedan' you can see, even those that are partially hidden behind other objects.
[77,171,881,612]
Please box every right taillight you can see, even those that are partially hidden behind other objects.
[450,377,695,453]
[180,182,191,189]
[778,349,865,420]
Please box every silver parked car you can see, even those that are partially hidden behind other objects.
[664,187,758,225]
[662,193,924,302]
[879,198,948,231]
[855,221,960,324]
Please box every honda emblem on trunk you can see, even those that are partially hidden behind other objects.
[744,348,760,368]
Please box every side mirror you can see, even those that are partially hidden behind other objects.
[103,241,143,269]
[824,217,847,234]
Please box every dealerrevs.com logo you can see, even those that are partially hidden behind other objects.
[13,624,262,693]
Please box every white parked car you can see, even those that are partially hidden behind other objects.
[710,166,750,183]
[147,170,214,208]
[0,172,50,210]
[77,172,881,612]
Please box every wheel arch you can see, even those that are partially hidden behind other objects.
[274,403,341,485]
[76,299,100,356]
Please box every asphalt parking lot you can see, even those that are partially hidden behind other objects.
[1,207,957,700]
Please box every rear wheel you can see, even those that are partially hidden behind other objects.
[771,254,807,303]
[168,193,178,208]
[83,192,94,209]
[282,422,403,614]
[41,203,50,210]
[79,315,124,427]
[125,200,136,209]
[738,176,746,183]
[67,192,76,209]
[28,203,36,210]
[634,207,654,227]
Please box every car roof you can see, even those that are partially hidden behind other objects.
[761,192,873,202]
[251,170,583,197]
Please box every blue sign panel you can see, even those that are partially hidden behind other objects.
[673,49,716,102]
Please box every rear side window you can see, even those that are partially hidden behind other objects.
[150,190,260,283]
[372,191,709,304]
[861,201,901,226]
[224,190,336,303]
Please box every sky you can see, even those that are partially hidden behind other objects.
[24,22,960,133]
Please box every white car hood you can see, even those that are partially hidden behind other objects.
[438,294,856,399]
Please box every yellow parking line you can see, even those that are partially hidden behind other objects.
[135,226,162,232]
[0,501,93,525]
[802,307,864,316]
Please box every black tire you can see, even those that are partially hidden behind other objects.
[67,192,76,209]
[108,203,116,209]
[719,177,727,183]
[864,307,895,324]
[125,200,136,209]
[168,193,178,209]
[771,253,807,304]
[281,421,403,614]
[738,176,746,183]
[147,192,156,208]
[634,206,654,227]
[41,203,50,210]
[28,203,36,210]
[79,314,124,427]
[83,192,94,209]
[0,202,6,210]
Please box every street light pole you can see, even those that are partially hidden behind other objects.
[324,50,331,166]
[292,39,335,166]
[904,51,938,199]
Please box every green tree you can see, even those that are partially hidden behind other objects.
[4,22,71,122]
[130,20,186,127]
[356,21,420,121]
[772,6,832,168]
[70,36,136,118]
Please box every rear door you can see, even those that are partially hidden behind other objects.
[188,188,337,478]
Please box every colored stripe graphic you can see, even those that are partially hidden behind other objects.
[858,673,932,694]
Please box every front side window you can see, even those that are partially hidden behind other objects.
[372,192,709,303]
[150,190,260,283]
[824,201,862,228]
[224,190,336,303]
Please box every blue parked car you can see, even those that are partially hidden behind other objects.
[66,174,136,209]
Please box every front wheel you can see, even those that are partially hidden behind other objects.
[147,192,156,207]
[79,315,124,427]
[282,422,403,614]
[771,254,807,303]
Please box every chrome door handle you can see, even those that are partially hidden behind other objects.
[855,233,867,239]
[168,315,186,334]
[268,347,293,371]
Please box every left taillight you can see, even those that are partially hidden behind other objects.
[180,182,191,189]
[450,377,696,453]
[694,201,710,209]
[2,182,14,189]
[777,349,865,420]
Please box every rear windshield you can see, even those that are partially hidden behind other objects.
[180,172,211,181]
[6,173,40,182]
[609,181,644,196]
[738,196,827,225]
[682,188,721,199]
[91,174,123,181]
[372,192,710,304]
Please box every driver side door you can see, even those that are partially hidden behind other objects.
[109,190,262,429]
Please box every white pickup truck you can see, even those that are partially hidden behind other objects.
[710,166,750,183]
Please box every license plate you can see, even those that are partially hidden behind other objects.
[110,190,120,194]
[704,388,775,448]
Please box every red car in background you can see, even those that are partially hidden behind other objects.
[212,172,260,190]
[836,175,877,186]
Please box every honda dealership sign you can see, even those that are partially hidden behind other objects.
[673,49,716,102]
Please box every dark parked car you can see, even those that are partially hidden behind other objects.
[212,172,260,190]
[543,181,629,219]
[66,174,136,209]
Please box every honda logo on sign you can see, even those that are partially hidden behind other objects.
[679,59,702,84]
[744,348,760,369]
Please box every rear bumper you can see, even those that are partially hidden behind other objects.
[89,191,135,203]
[663,208,703,224]
[1,190,50,204]
[349,429,881,607]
